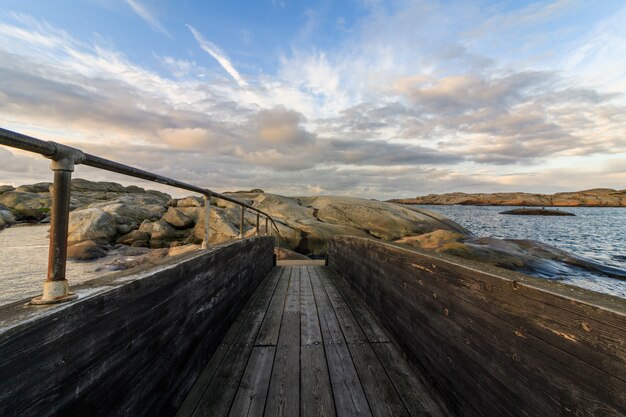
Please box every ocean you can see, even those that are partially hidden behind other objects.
[413,205,626,298]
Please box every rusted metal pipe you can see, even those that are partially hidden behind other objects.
[240,206,245,239]
[201,193,211,249]
[31,150,82,305]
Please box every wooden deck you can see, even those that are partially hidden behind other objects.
[176,266,449,417]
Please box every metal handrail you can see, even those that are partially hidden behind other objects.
[0,127,283,305]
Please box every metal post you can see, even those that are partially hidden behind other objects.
[202,192,211,249]
[240,206,245,239]
[31,151,81,304]
[265,216,269,236]
[256,212,260,236]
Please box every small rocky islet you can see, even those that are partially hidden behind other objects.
[499,208,575,216]
[1,179,624,281]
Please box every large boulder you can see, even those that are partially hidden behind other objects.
[68,208,118,244]
[67,240,108,260]
[163,207,194,229]
[15,183,52,193]
[0,204,16,230]
[193,206,241,244]
[0,185,15,194]
[0,191,51,211]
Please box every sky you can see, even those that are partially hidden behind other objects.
[0,0,625,199]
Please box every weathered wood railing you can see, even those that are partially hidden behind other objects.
[328,236,626,417]
[0,127,283,305]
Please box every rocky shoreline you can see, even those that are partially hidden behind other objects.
[389,188,626,207]
[1,179,625,282]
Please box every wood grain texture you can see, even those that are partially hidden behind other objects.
[328,236,626,417]
[0,237,275,417]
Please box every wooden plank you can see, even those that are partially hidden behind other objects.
[372,343,448,417]
[315,267,409,417]
[325,268,389,343]
[223,267,282,345]
[256,267,291,346]
[301,267,335,417]
[228,346,275,417]
[310,267,372,417]
[301,267,323,345]
[301,345,336,417]
[176,270,278,417]
[264,267,300,417]
[191,265,282,417]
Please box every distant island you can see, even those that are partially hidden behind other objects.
[389,188,626,207]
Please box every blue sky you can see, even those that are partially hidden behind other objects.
[0,0,625,198]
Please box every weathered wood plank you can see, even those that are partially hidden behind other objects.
[301,267,335,417]
[301,267,323,346]
[309,267,372,417]
[372,343,448,417]
[316,267,409,417]
[191,264,282,417]
[176,269,279,417]
[328,236,626,417]
[256,267,291,346]
[265,267,300,417]
[228,346,275,417]
[325,268,389,343]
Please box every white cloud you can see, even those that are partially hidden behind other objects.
[125,0,172,38]
[187,25,248,87]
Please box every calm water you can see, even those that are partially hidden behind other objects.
[413,205,626,298]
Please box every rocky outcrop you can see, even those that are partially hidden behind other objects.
[395,230,626,280]
[390,188,626,207]
[500,208,575,216]
[2,179,624,283]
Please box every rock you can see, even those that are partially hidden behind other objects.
[193,206,241,244]
[275,247,312,261]
[175,196,204,207]
[67,240,108,260]
[116,230,151,245]
[0,191,51,211]
[70,179,127,193]
[500,208,575,216]
[395,229,465,250]
[390,188,626,207]
[68,208,118,244]
[116,224,132,235]
[138,220,155,234]
[150,220,178,242]
[168,244,200,257]
[0,185,15,194]
[394,231,626,281]
[0,204,17,230]
[15,182,52,193]
[163,207,194,228]
[131,240,149,248]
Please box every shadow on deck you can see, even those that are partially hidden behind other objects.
[177,265,448,417]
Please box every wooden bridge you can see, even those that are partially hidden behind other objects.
[1,128,625,416]
[176,265,447,417]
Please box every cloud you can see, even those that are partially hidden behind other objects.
[1,6,626,197]
[187,25,248,87]
[125,0,172,38]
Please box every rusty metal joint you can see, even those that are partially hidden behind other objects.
[45,141,86,172]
